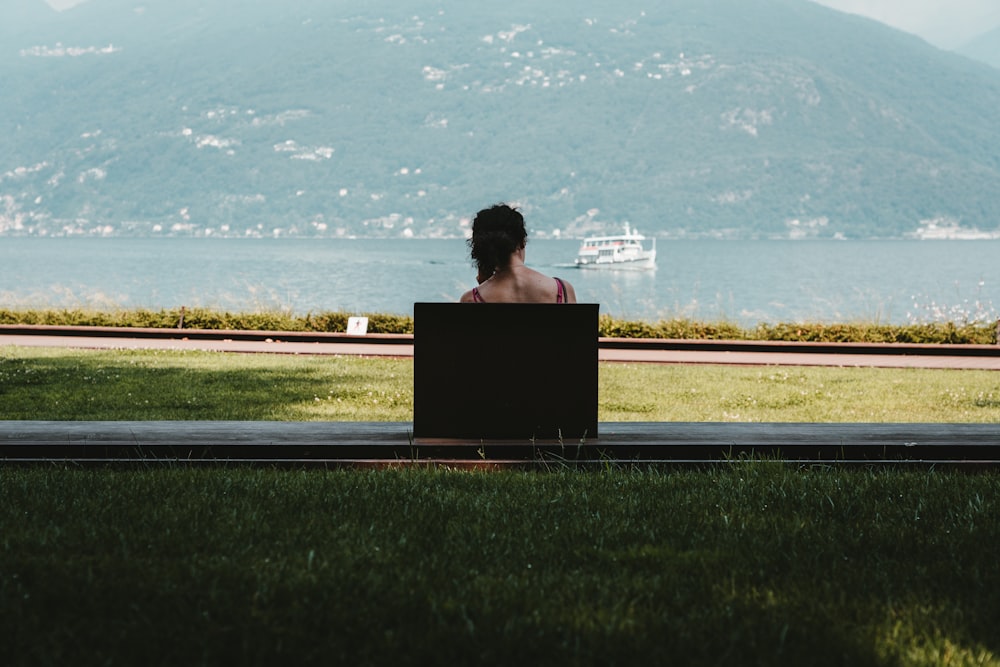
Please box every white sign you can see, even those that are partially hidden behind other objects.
[347,316,369,335]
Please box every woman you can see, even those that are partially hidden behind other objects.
[460,204,577,304]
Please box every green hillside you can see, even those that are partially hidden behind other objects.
[3,0,1000,239]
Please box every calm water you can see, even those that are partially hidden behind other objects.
[2,237,998,326]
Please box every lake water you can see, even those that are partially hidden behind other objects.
[2,237,998,326]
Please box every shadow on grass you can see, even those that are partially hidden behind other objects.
[0,352,413,421]
[2,468,998,666]
[4,559,900,667]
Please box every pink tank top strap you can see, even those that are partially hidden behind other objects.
[473,281,563,303]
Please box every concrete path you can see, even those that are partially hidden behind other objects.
[3,325,999,369]
[1,331,413,358]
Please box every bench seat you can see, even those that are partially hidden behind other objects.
[413,302,599,439]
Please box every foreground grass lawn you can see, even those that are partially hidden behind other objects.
[1,346,999,422]
[2,466,998,666]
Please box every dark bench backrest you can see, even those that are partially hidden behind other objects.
[413,302,599,439]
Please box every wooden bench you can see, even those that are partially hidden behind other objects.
[413,302,599,440]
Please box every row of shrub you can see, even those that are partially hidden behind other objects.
[1,307,997,344]
[599,316,1000,345]
[0,307,414,335]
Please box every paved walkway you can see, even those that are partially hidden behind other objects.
[3,325,1000,369]
[1,331,414,358]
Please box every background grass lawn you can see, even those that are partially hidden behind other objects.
[2,346,999,422]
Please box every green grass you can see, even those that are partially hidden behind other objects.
[3,347,999,665]
[2,466,998,666]
[2,346,999,422]
[600,363,1000,423]
[0,347,413,421]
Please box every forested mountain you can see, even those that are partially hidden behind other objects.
[3,0,1000,239]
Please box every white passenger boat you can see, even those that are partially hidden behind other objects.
[574,223,656,268]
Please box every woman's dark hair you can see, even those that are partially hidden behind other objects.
[468,204,528,273]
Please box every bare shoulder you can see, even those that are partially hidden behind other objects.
[459,289,476,303]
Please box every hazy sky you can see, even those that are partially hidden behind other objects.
[42,0,1000,48]
[811,0,1000,47]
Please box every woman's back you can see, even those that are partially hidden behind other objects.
[465,266,574,303]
